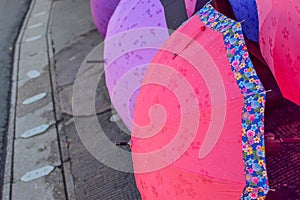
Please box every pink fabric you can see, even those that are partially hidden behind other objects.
[185,0,197,17]
[131,16,245,199]
[103,0,199,131]
[90,0,120,37]
[90,0,196,37]
[104,0,170,130]
[257,0,300,105]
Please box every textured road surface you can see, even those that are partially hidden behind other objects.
[0,0,31,196]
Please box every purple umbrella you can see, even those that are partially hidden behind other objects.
[90,0,120,37]
[104,0,189,130]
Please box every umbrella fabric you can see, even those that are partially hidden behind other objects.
[104,0,187,130]
[185,0,197,17]
[256,0,300,105]
[90,0,120,37]
[168,0,211,18]
[228,0,259,42]
[195,0,213,13]
[131,3,269,199]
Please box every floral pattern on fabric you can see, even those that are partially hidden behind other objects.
[257,0,300,105]
[197,4,269,199]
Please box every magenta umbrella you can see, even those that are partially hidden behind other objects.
[90,0,120,38]
[185,0,197,17]
[257,0,300,106]
[104,0,192,130]
[131,3,269,199]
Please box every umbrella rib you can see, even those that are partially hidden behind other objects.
[172,26,206,59]
[244,89,271,97]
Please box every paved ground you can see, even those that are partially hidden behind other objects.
[265,98,300,199]
[0,0,31,196]
[2,0,67,199]
[52,29,141,199]
[49,1,141,197]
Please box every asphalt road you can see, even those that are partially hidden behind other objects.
[0,0,31,196]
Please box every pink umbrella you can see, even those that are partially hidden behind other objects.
[104,0,190,130]
[131,3,269,199]
[90,0,120,37]
[185,0,213,17]
[256,0,300,105]
[185,0,197,17]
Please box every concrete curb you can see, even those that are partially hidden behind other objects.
[46,1,76,200]
[3,0,69,199]
[2,0,37,199]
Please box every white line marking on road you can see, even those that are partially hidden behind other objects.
[27,70,41,78]
[25,35,42,42]
[69,56,76,61]
[22,93,47,105]
[29,22,43,29]
[21,165,55,182]
[21,124,51,139]
[109,114,121,122]
[33,11,47,17]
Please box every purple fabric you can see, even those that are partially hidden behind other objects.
[104,0,170,130]
[90,0,120,37]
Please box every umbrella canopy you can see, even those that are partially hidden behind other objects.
[90,0,208,38]
[131,3,269,199]
[104,0,189,130]
[228,0,259,42]
[256,0,300,106]
[185,0,197,17]
[90,0,120,37]
[186,0,219,17]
